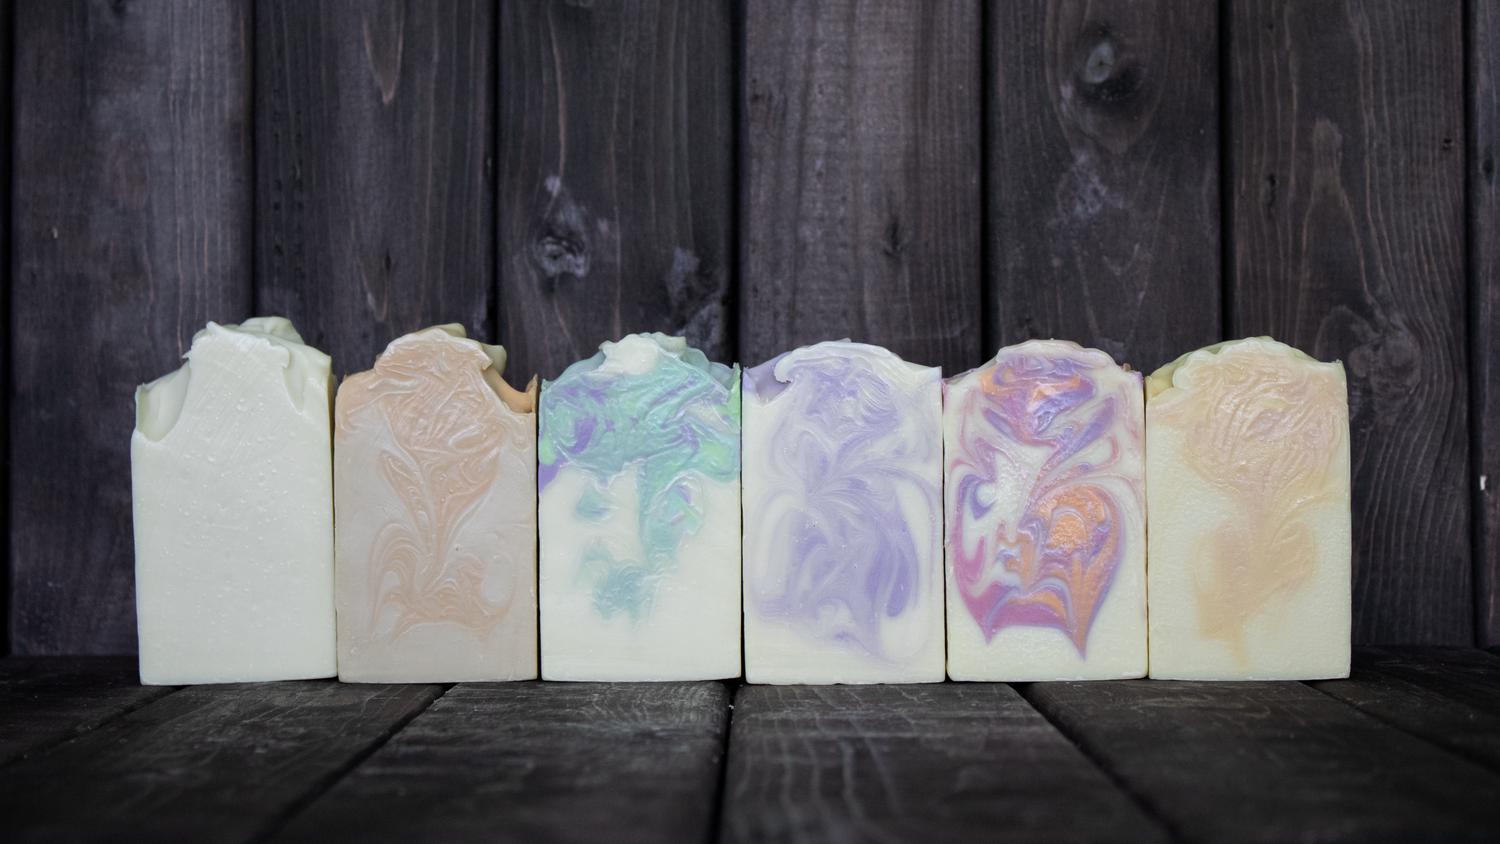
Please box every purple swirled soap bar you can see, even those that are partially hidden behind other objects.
[742,341,945,684]
[944,340,1147,681]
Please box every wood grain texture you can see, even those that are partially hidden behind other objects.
[741,0,982,374]
[10,0,254,654]
[271,681,731,844]
[988,1,1220,374]
[497,0,734,382]
[1229,0,1470,643]
[1311,648,1500,774]
[0,0,13,657]
[0,680,442,844]
[1023,679,1500,843]
[0,656,174,767]
[257,0,496,379]
[720,684,1168,844]
[1473,0,1500,647]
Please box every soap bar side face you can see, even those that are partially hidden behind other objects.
[742,342,944,684]
[334,328,539,683]
[944,340,1147,681]
[1146,337,1351,680]
[538,334,741,681]
[132,321,336,685]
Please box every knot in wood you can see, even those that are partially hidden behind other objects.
[532,233,588,280]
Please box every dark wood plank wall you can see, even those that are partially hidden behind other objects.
[1229,0,1470,644]
[5,0,1499,653]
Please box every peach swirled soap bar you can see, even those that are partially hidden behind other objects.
[132,318,336,685]
[334,326,539,683]
[1145,337,1351,680]
[944,340,1147,681]
[742,341,944,684]
[538,333,741,681]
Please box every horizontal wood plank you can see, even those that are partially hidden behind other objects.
[721,683,1168,844]
[0,680,442,844]
[1023,679,1500,843]
[271,681,731,844]
[0,656,173,767]
[1311,648,1500,774]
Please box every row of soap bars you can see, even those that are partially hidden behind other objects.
[131,318,1351,687]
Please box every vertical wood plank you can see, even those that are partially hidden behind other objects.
[0,0,14,656]
[497,0,735,382]
[987,1,1220,374]
[10,0,254,654]
[257,0,496,378]
[1473,0,1500,647]
[741,0,982,374]
[1229,0,1470,643]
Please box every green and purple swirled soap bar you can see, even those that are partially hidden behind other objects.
[537,333,741,681]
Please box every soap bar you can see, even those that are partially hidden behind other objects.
[944,340,1147,681]
[538,333,741,681]
[1145,337,1351,680]
[132,318,336,685]
[742,341,944,684]
[334,326,539,683]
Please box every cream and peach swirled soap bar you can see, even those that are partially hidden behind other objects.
[538,333,741,682]
[742,341,944,684]
[944,340,1147,681]
[1146,337,1351,680]
[334,326,539,683]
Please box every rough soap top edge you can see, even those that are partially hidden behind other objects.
[943,339,1132,389]
[1145,336,1346,402]
[349,325,537,416]
[544,332,737,392]
[743,339,941,402]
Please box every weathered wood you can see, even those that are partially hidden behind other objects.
[741,0,982,374]
[0,656,173,767]
[0,680,442,843]
[1473,0,1500,648]
[10,0,254,654]
[988,0,1220,374]
[1229,0,1470,643]
[271,681,731,844]
[257,0,496,379]
[497,0,734,382]
[0,0,14,657]
[1023,679,1500,843]
[1311,648,1500,774]
[721,684,1167,844]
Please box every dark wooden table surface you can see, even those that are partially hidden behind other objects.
[2,648,1499,843]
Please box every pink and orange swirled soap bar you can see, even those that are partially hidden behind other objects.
[1145,337,1351,680]
[943,340,1147,681]
[334,326,539,683]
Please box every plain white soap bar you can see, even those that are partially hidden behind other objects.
[132,317,336,685]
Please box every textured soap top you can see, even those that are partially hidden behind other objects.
[334,326,537,653]
[1146,336,1349,667]
[946,340,1144,658]
[539,332,740,624]
[742,341,943,678]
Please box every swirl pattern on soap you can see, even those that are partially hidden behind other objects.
[744,346,939,660]
[949,347,1139,655]
[1152,343,1345,660]
[336,334,526,640]
[539,345,739,624]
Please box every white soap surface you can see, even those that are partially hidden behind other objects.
[538,333,741,681]
[1145,337,1351,680]
[334,326,539,683]
[944,340,1147,681]
[132,317,336,685]
[741,341,944,684]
